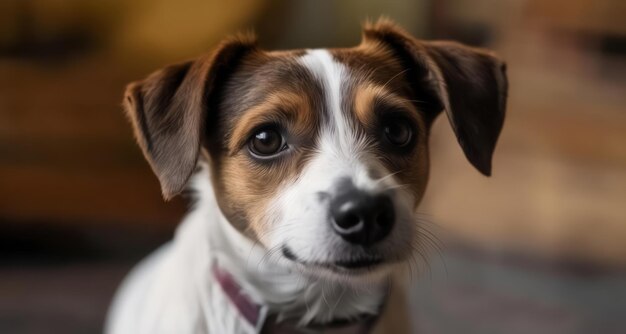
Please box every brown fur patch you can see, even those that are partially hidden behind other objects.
[228,90,317,155]
[353,83,422,129]
[205,49,323,239]
[349,81,430,204]
[123,34,258,199]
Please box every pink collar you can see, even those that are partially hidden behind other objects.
[212,264,381,333]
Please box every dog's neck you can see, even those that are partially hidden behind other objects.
[184,165,388,326]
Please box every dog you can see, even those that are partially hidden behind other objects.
[105,19,507,334]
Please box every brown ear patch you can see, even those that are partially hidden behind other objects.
[423,41,508,175]
[124,62,193,155]
[360,19,444,121]
[123,60,198,199]
[360,18,508,176]
[123,34,257,200]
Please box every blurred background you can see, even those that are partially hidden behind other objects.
[1,0,625,333]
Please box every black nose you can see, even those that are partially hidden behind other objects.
[330,191,395,246]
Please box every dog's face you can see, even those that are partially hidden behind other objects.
[209,47,432,280]
[123,21,507,280]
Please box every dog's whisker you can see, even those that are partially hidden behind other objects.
[416,225,446,253]
[380,68,410,92]
[383,183,411,191]
[374,170,403,185]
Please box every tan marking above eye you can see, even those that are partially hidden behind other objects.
[228,91,317,155]
[353,83,423,130]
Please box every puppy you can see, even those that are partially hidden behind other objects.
[106,19,507,334]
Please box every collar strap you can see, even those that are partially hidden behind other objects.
[212,264,380,333]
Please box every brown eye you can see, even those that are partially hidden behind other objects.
[383,119,413,147]
[249,127,285,157]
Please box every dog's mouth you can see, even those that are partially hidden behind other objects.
[281,245,384,273]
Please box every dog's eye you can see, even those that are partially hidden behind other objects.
[383,118,413,147]
[248,127,285,157]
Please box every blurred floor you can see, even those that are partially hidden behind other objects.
[411,247,626,334]
[0,263,128,333]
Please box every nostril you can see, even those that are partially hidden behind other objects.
[375,200,395,226]
[375,212,388,226]
[341,212,361,229]
[333,204,364,233]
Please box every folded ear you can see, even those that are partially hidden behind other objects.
[362,20,508,176]
[123,35,256,199]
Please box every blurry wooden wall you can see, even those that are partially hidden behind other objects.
[0,0,266,230]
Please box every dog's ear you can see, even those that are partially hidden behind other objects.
[362,19,508,176]
[124,35,256,199]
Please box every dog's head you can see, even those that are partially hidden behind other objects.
[123,20,507,280]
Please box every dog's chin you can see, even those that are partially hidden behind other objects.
[280,246,398,284]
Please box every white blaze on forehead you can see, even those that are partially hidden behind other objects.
[297,49,379,191]
[298,50,353,147]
